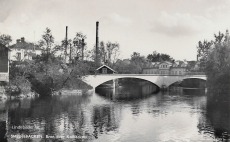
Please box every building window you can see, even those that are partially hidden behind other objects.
[179,71,181,75]
[102,68,107,74]
[175,71,177,75]
[16,52,21,61]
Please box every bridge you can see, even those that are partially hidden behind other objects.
[83,74,207,89]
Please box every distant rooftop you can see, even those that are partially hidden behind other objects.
[9,37,42,50]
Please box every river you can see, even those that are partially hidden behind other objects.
[0,79,229,142]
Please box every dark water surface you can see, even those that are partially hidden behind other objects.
[0,81,229,142]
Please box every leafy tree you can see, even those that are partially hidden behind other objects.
[197,40,213,71]
[130,52,147,73]
[90,41,120,66]
[214,31,225,44]
[206,41,230,93]
[204,30,230,94]
[99,41,107,63]
[61,32,87,63]
[0,34,12,47]
[90,42,106,65]
[106,41,120,64]
[39,28,54,63]
[61,39,72,62]
[147,51,174,62]
[72,32,87,61]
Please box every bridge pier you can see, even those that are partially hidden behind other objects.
[113,79,116,96]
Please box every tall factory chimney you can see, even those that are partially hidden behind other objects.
[96,21,99,66]
[66,26,68,41]
[65,26,68,63]
[82,38,84,60]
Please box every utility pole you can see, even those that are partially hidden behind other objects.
[96,21,99,66]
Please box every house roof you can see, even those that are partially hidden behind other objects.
[9,42,42,50]
[151,62,161,67]
[142,67,158,69]
[170,66,187,69]
[96,64,117,73]
[159,61,173,65]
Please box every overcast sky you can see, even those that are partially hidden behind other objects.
[1,0,230,61]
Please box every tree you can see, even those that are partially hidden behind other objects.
[61,39,72,62]
[106,41,120,64]
[99,41,107,63]
[90,41,120,66]
[197,40,213,71]
[214,31,225,44]
[147,51,174,62]
[205,40,230,93]
[130,52,147,73]
[39,28,54,63]
[90,42,107,64]
[113,59,141,74]
[61,32,87,63]
[72,32,87,61]
[200,30,230,94]
[0,34,12,47]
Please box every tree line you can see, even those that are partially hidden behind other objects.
[197,30,230,94]
[0,27,178,96]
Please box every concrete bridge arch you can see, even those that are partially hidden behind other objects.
[83,74,207,89]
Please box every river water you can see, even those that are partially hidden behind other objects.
[0,80,229,142]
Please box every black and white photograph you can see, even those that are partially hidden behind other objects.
[0,0,230,141]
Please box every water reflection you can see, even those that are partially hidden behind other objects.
[198,95,230,141]
[92,105,120,139]
[96,80,158,101]
[0,81,229,141]
[0,100,7,142]
[5,95,93,141]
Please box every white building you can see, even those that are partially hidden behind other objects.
[9,37,42,61]
[142,61,188,75]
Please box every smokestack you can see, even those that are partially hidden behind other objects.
[82,39,84,60]
[16,39,20,44]
[96,21,99,66]
[66,26,68,41]
[21,37,25,43]
[65,26,68,63]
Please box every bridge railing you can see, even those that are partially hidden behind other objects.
[184,72,206,75]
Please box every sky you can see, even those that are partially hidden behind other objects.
[1,0,230,61]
